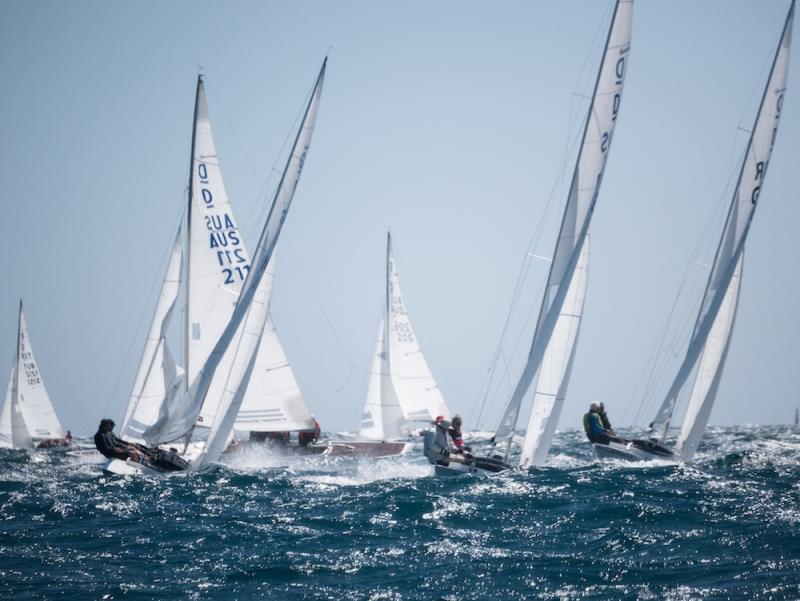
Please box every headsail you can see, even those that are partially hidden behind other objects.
[359,321,408,441]
[649,2,793,444]
[233,256,315,433]
[519,239,589,467]
[494,0,633,460]
[192,58,327,467]
[120,230,184,444]
[385,233,450,423]
[675,255,742,460]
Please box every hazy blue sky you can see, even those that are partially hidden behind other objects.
[1,0,798,436]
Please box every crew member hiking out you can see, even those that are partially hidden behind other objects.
[583,402,613,445]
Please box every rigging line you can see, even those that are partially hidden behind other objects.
[102,193,187,421]
[470,2,613,430]
[623,143,747,428]
[283,235,360,385]
[270,314,351,409]
[471,109,586,429]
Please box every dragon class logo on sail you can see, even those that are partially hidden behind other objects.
[197,162,250,284]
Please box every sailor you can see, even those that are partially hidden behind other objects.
[423,416,454,465]
[93,419,144,462]
[448,415,471,454]
[298,418,321,447]
[598,402,613,431]
[37,430,72,448]
[583,402,612,444]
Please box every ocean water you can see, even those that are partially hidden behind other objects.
[1,426,799,600]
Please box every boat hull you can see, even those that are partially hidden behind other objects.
[433,455,512,477]
[593,439,675,462]
[324,440,407,458]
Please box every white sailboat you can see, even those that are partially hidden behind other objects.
[597,1,794,462]
[331,233,448,458]
[0,301,67,449]
[104,60,327,474]
[490,0,633,469]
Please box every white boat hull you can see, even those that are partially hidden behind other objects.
[102,458,166,476]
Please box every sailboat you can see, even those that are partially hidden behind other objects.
[103,60,327,475]
[0,301,69,450]
[328,233,449,458]
[486,0,633,470]
[596,1,794,462]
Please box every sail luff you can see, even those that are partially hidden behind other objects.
[649,2,793,442]
[494,0,632,448]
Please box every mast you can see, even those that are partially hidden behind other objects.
[493,0,633,460]
[650,0,794,444]
[184,74,202,394]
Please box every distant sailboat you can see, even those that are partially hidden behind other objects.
[330,233,449,458]
[0,301,67,449]
[597,1,794,461]
[105,60,327,474]
[491,0,633,468]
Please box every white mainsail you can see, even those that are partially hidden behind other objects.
[494,0,633,461]
[386,233,450,423]
[120,230,184,444]
[359,321,408,441]
[192,58,327,467]
[649,2,793,446]
[519,239,589,467]
[186,77,249,389]
[15,303,64,441]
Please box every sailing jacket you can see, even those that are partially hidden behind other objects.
[582,412,608,442]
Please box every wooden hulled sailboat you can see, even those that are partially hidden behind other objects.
[329,233,449,458]
[104,61,327,474]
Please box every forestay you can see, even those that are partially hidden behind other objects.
[494,0,633,459]
[385,233,450,423]
[649,2,793,444]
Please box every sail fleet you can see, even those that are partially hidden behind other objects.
[3,1,797,474]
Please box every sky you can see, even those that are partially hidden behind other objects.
[1,0,798,437]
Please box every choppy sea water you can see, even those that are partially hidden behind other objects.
[1,426,799,600]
